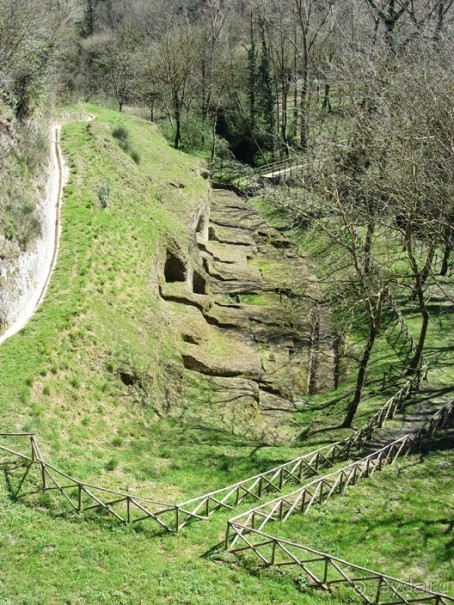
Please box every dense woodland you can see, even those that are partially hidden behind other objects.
[0,0,453,427]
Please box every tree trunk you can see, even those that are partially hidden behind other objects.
[407,295,429,374]
[410,246,434,300]
[364,220,375,275]
[333,330,344,390]
[299,66,309,152]
[440,238,451,276]
[307,312,320,395]
[248,14,257,131]
[174,110,181,149]
[322,83,331,112]
[405,236,433,373]
[292,39,298,143]
[385,19,398,55]
[341,321,378,428]
[281,77,289,157]
[210,110,218,162]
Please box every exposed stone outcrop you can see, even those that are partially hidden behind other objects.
[208,224,256,247]
[160,283,212,313]
[159,187,335,443]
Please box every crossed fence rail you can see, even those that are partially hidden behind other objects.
[225,401,454,604]
[170,372,424,528]
[0,433,184,531]
[226,526,454,604]
[227,401,452,542]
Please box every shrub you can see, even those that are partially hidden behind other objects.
[112,125,140,164]
[112,126,130,152]
[105,458,118,471]
[98,182,110,208]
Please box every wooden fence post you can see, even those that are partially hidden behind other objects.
[270,540,277,565]
[77,484,82,512]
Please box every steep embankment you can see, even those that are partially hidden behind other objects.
[0,104,335,497]
[164,188,335,444]
[0,120,78,346]
[0,105,213,498]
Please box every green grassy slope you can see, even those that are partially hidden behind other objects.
[0,105,212,499]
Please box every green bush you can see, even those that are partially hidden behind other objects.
[112,126,130,152]
[112,125,140,163]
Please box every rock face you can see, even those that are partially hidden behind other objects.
[160,187,335,444]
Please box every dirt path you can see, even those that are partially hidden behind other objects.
[0,116,92,346]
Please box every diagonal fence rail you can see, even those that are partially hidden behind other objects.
[226,525,454,605]
[225,401,454,604]
[227,400,453,543]
[174,366,428,529]
[0,292,431,532]
[165,295,429,528]
[0,434,185,532]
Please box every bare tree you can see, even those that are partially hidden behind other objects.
[153,26,199,148]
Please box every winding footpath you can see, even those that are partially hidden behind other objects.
[0,116,92,346]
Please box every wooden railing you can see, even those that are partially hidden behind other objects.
[227,436,420,541]
[382,292,428,389]
[0,283,432,534]
[174,367,429,528]
[0,433,187,532]
[174,297,430,527]
[225,402,454,603]
[256,159,313,183]
[226,525,454,604]
[227,400,453,542]
[385,293,420,357]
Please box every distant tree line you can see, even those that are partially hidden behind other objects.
[69,0,454,161]
[1,0,453,160]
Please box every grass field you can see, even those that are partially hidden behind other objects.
[0,104,452,604]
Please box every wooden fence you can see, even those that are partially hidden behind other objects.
[175,294,430,527]
[0,358,429,532]
[227,400,453,543]
[175,368,428,529]
[382,292,428,389]
[225,402,454,604]
[0,286,432,533]
[227,436,421,541]
[256,158,311,182]
[226,525,454,604]
[0,433,187,532]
